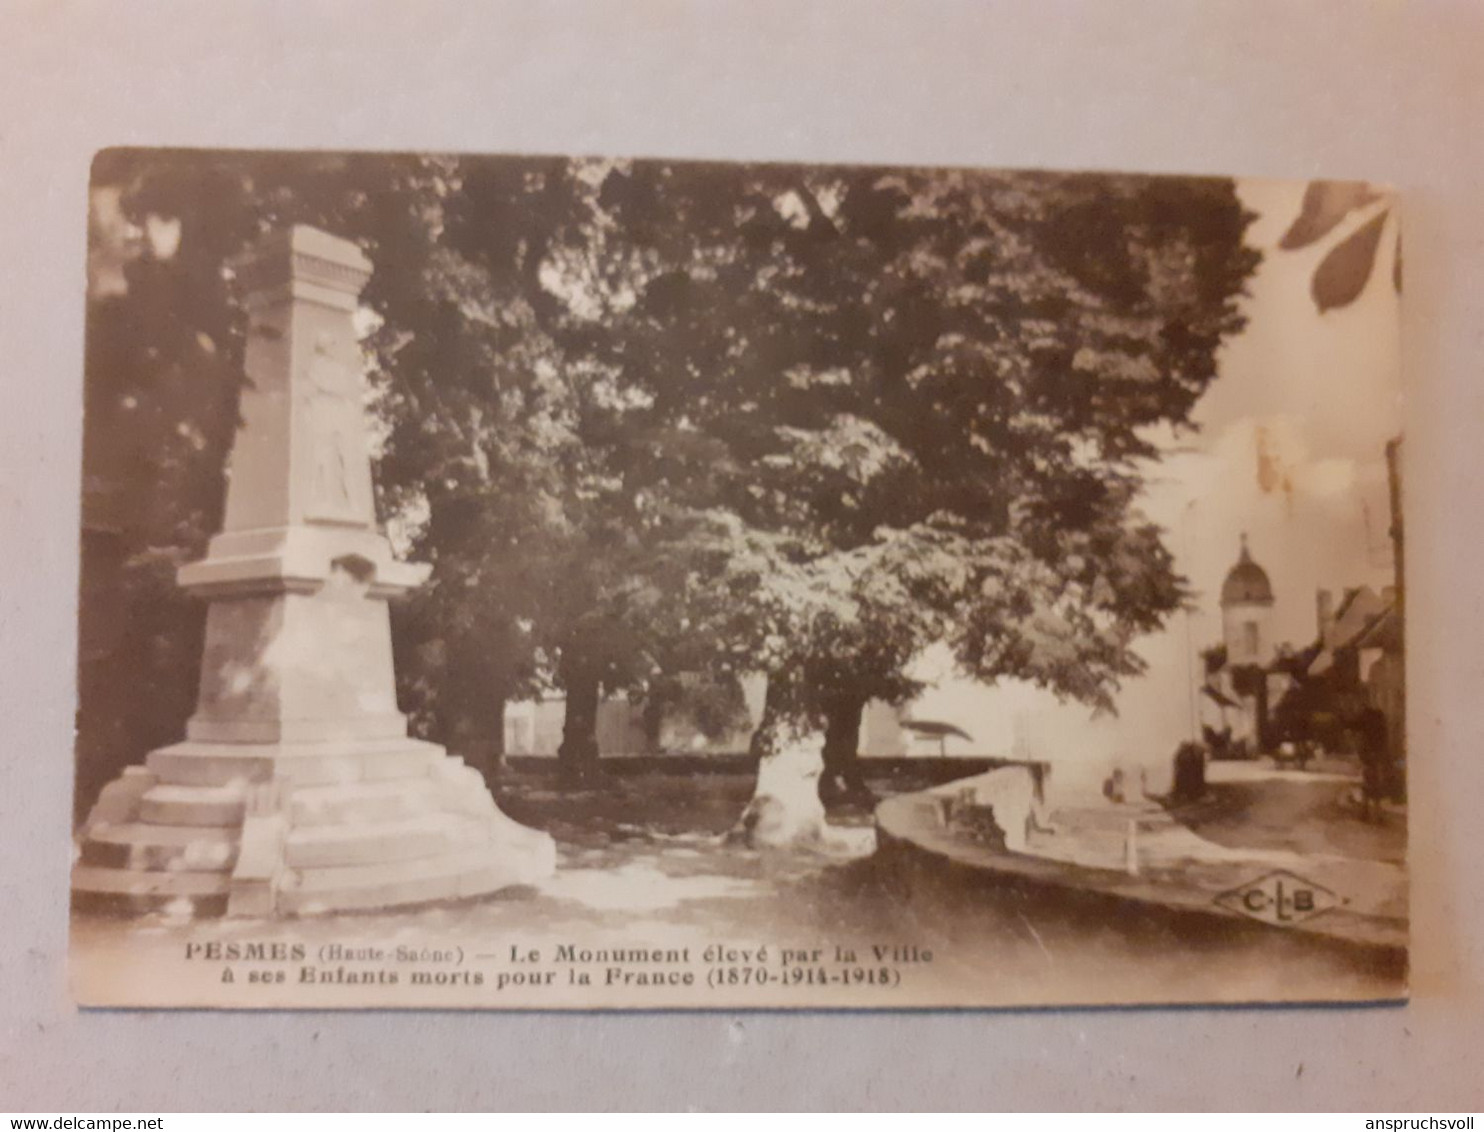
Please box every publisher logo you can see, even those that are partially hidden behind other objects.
[1214,869,1340,926]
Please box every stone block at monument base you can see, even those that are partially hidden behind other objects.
[73,741,555,918]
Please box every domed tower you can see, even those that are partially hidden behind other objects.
[1221,534,1275,667]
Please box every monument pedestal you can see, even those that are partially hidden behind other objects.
[72,225,555,918]
[73,736,555,917]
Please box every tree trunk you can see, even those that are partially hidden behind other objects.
[820,692,871,806]
[732,691,827,847]
[730,677,878,855]
[557,653,602,786]
[640,688,667,755]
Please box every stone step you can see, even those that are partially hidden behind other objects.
[279,846,530,915]
[288,778,440,827]
[70,864,231,917]
[79,823,239,872]
[139,784,248,827]
[147,738,442,788]
[282,817,452,869]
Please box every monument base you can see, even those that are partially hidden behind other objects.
[71,738,556,918]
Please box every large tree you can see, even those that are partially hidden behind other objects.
[420,157,769,781]
[416,159,1260,840]
[81,151,767,795]
[80,152,1259,852]
[566,163,1261,844]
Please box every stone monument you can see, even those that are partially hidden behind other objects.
[72,225,556,917]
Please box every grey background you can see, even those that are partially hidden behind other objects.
[1,0,1480,1112]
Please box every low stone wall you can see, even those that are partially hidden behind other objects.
[875,788,1409,959]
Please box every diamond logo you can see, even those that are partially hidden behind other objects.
[1214,869,1341,927]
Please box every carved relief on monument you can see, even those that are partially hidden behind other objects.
[303,331,373,526]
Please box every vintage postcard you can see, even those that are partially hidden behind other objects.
[71,149,1405,1009]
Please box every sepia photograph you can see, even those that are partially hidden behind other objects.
[69,148,1405,1010]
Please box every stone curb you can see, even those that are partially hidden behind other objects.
[875,792,1409,960]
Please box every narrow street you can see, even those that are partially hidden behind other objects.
[1186,760,1406,865]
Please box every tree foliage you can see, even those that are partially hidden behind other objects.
[558,164,1258,717]
[79,150,1260,828]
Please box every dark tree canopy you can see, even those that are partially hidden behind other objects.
[78,149,1258,821]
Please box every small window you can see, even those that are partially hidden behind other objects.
[1243,621,1260,657]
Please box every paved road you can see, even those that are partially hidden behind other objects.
[1190,761,1406,864]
